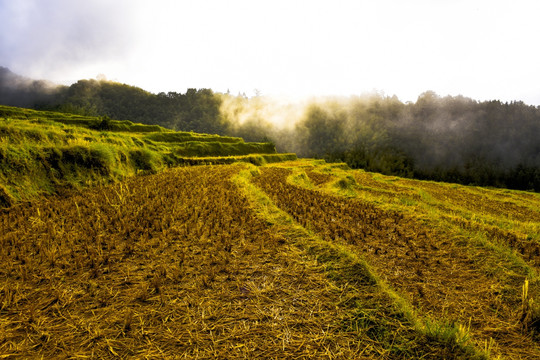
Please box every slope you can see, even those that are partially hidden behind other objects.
[0,105,294,206]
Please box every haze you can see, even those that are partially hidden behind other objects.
[1,0,540,105]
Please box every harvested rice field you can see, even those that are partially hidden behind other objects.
[1,160,539,358]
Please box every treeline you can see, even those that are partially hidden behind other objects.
[2,66,539,191]
[222,92,540,191]
[0,67,229,135]
[58,80,229,135]
[310,93,540,191]
[0,67,60,108]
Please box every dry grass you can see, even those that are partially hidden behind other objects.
[236,167,486,359]
[2,159,538,358]
[253,162,540,359]
[0,165,406,358]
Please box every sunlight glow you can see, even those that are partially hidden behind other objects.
[1,0,539,104]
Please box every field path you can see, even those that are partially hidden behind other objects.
[252,166,540,359]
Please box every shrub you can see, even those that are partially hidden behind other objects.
[0,185,13,208]
[335,175,357,190]
[129,149,159,172]
[61,145,112,175]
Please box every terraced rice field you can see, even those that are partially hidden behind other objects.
[1,160,539,358]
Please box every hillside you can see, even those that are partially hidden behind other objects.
[1,156,539,358]
[0,105,294,206]
[2,68,539,192]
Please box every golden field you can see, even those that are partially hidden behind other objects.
[1,159,539,358]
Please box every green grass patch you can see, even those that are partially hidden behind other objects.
[144,131,243,143]
[0,105,292,206]
[172,141,275,157]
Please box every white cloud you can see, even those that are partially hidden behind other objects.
[1,0,539,104]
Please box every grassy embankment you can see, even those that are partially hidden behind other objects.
[0,105,295,206]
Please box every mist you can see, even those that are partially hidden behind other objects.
[220,91,540,191]
[0,0,138,83]
[0,67,65,108]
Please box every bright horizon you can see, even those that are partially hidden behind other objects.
[1,0,540,105]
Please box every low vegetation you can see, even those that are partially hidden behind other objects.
[0,105,288,205]
[258,160,540,358]
[0,164,482,358]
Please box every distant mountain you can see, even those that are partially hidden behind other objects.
[0,66,64,108]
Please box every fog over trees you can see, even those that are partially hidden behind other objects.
[291,93,540,190]
[1,67,539,191]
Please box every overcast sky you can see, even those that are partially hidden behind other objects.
[1,0,540,104]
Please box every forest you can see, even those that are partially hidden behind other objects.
[2,66,539,191]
